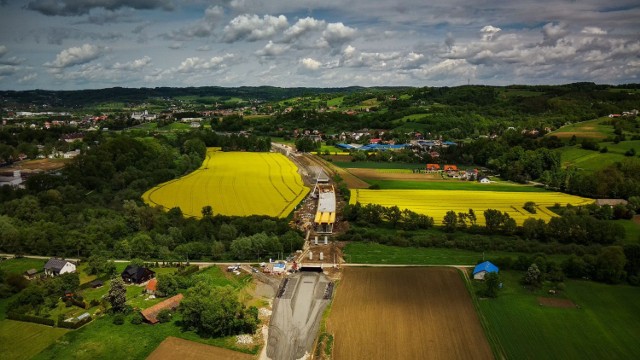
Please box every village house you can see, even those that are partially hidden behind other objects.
[121,264,155,284]
[426,163,441,171]
[44,258,77,277]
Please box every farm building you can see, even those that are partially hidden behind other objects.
[141,294,184,324]
[426,163,441,171]
[443,165,458,172]
[121,265,155,284]
[473,261,499,280]
[24,268,38,280]
[44,258,76,277]
[146,278,158,294]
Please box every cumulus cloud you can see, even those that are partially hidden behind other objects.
[255,41,289,57]
[222,14,288,43]
[18,73,38,83]
[177,54,234,73]
[26,0,174,16]
[300,57,322,71]
[318,22,357,48]
[112,56,151,70]
[0,65,18,76]
[413,59,476,80]
[542,22,569,46]
[45,44,104,69]
[283,17,326,41]
[581,27,607,35]
[164,5,224,41]
[480,25,501,41]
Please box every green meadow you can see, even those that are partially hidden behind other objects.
[473,271,640,360]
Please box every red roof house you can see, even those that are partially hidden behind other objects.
[426,163,441,171]
[444,165,458,172]
[141,294,183,324]
[145,278,158,294]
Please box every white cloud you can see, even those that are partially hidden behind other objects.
[542,22,569,45]
[45,44,104,69]
[222,14,288,43]
[413,59,476,80]
[581,27,607,35]
[255,41,289,57]
[480,25,501,41]
[0,45,7,57]
[0,65,18,76]
[18,73,38,83]
[283,17,326,41]
[177,54,234,73]
[300,57,322,70]
[112,56,151,70]
[319,22,357,47]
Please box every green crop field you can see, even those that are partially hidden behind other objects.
[549,118,613,139]
[351,189,592,225]
[0,320,68,360]
[474,271,640,360]
[343,242,567,265]
[327,96,344,107]
[143,149,309,218]
[557,140,640,171]
[366,179,548,192]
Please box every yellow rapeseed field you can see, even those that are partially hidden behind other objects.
[143,149,309,218]
[350,189,594,225]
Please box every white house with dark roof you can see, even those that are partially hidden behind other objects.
[44,258,76,277]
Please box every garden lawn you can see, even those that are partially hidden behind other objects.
[0,320,68,360]
[31,313,257,360]
[343,242,567,265]
[0,258,46,275]
[619,219,640,244]
[366,179,548,192]
[474,271,640,360]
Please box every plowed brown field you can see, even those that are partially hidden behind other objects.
[327,267,493,360]
[146,337,253,360]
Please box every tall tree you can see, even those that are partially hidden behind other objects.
[107,278,127,312]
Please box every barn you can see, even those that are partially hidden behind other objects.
[473,261,499,280]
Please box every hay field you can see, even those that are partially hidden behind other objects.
[327,267,492,360]
[350,189,593,225]
[143,150,309,218]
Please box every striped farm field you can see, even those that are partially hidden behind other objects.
[350,189,594,225]
[143,149,309,218]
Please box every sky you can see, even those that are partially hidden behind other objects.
[0,0,639,90]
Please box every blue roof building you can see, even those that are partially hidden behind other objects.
[473,261,499,280]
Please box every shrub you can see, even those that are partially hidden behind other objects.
[112,314,125,325]
[7,312,55,326]
[130,313,143,325]
[523,201,537,214]
[157,309,172,323]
